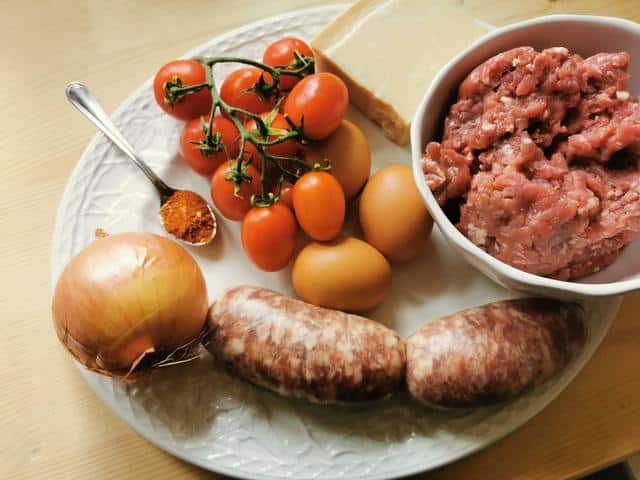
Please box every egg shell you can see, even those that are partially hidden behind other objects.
[359,164,433,263]
[304,120,371,201]
[292,236,391,313]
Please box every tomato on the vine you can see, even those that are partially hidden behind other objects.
[153,60,212,121]
[180,116,240,175]
[242,203,297,271]
[292,171,345,241]
[284,73,348,140]
[262,37,314,91]
[211,160,261,221]
[220,67,275,118]
[244,111,299,160]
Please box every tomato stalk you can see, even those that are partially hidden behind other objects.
[162,80,209,105]
[168,53,316,207]
[197,54,315,84]
[164,54,316,206]
[204,71,219,151]
[190,116,224,157]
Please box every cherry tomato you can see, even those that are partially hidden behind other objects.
[284,73,348,140]
[244,112,299,160]
[277,182,294,209]
[153,60,212,121]
[263,37,314,91]
[220,67,275,118]
[242,203,297,271]
[292,171,345,241]
[180,116,240,175]
[211,160,261,221]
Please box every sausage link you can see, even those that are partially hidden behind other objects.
[205,286,406,404]
[406,299,586,408]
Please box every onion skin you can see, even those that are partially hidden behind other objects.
[52,232,208,377]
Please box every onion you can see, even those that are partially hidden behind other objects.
[52,232,208,379]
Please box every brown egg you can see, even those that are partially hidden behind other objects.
[359,164,433,263]
[304,120,371,201]
[292,237,391,312]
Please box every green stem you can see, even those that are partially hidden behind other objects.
[260,130,299,146]
[197,55,314,79]
[260,149,267,197]
[275,59,315,78]
[269,159,299,181]
[166,81,209,96]
[267,152,309,169]
[198,56,280,81]
[236,139,247,174]
[204,66,218,144]
[263,151,309,180]
[197,56,314,206]
[208,74,266,134]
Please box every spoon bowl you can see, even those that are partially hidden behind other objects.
[158,190,217,247]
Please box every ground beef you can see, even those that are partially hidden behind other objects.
[422,46,640,280]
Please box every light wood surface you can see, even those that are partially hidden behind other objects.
[3,1,640,479]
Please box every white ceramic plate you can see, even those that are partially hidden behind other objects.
[51,6,621,479]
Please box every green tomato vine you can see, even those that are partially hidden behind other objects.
[162,53,318,207]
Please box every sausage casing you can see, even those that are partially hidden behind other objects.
[205,286,405,404]
[406,299,586,408]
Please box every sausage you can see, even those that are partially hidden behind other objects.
[406,299,586,408]
[205,286,406,404]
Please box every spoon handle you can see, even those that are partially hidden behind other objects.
[65,82,174,198]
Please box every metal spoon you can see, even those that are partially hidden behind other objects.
[65,81,216,246]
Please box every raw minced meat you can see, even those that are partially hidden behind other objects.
[422,46,640,280]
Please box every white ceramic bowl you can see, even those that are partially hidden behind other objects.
[411,14,640,301]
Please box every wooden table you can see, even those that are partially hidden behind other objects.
[3,1,640,479]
